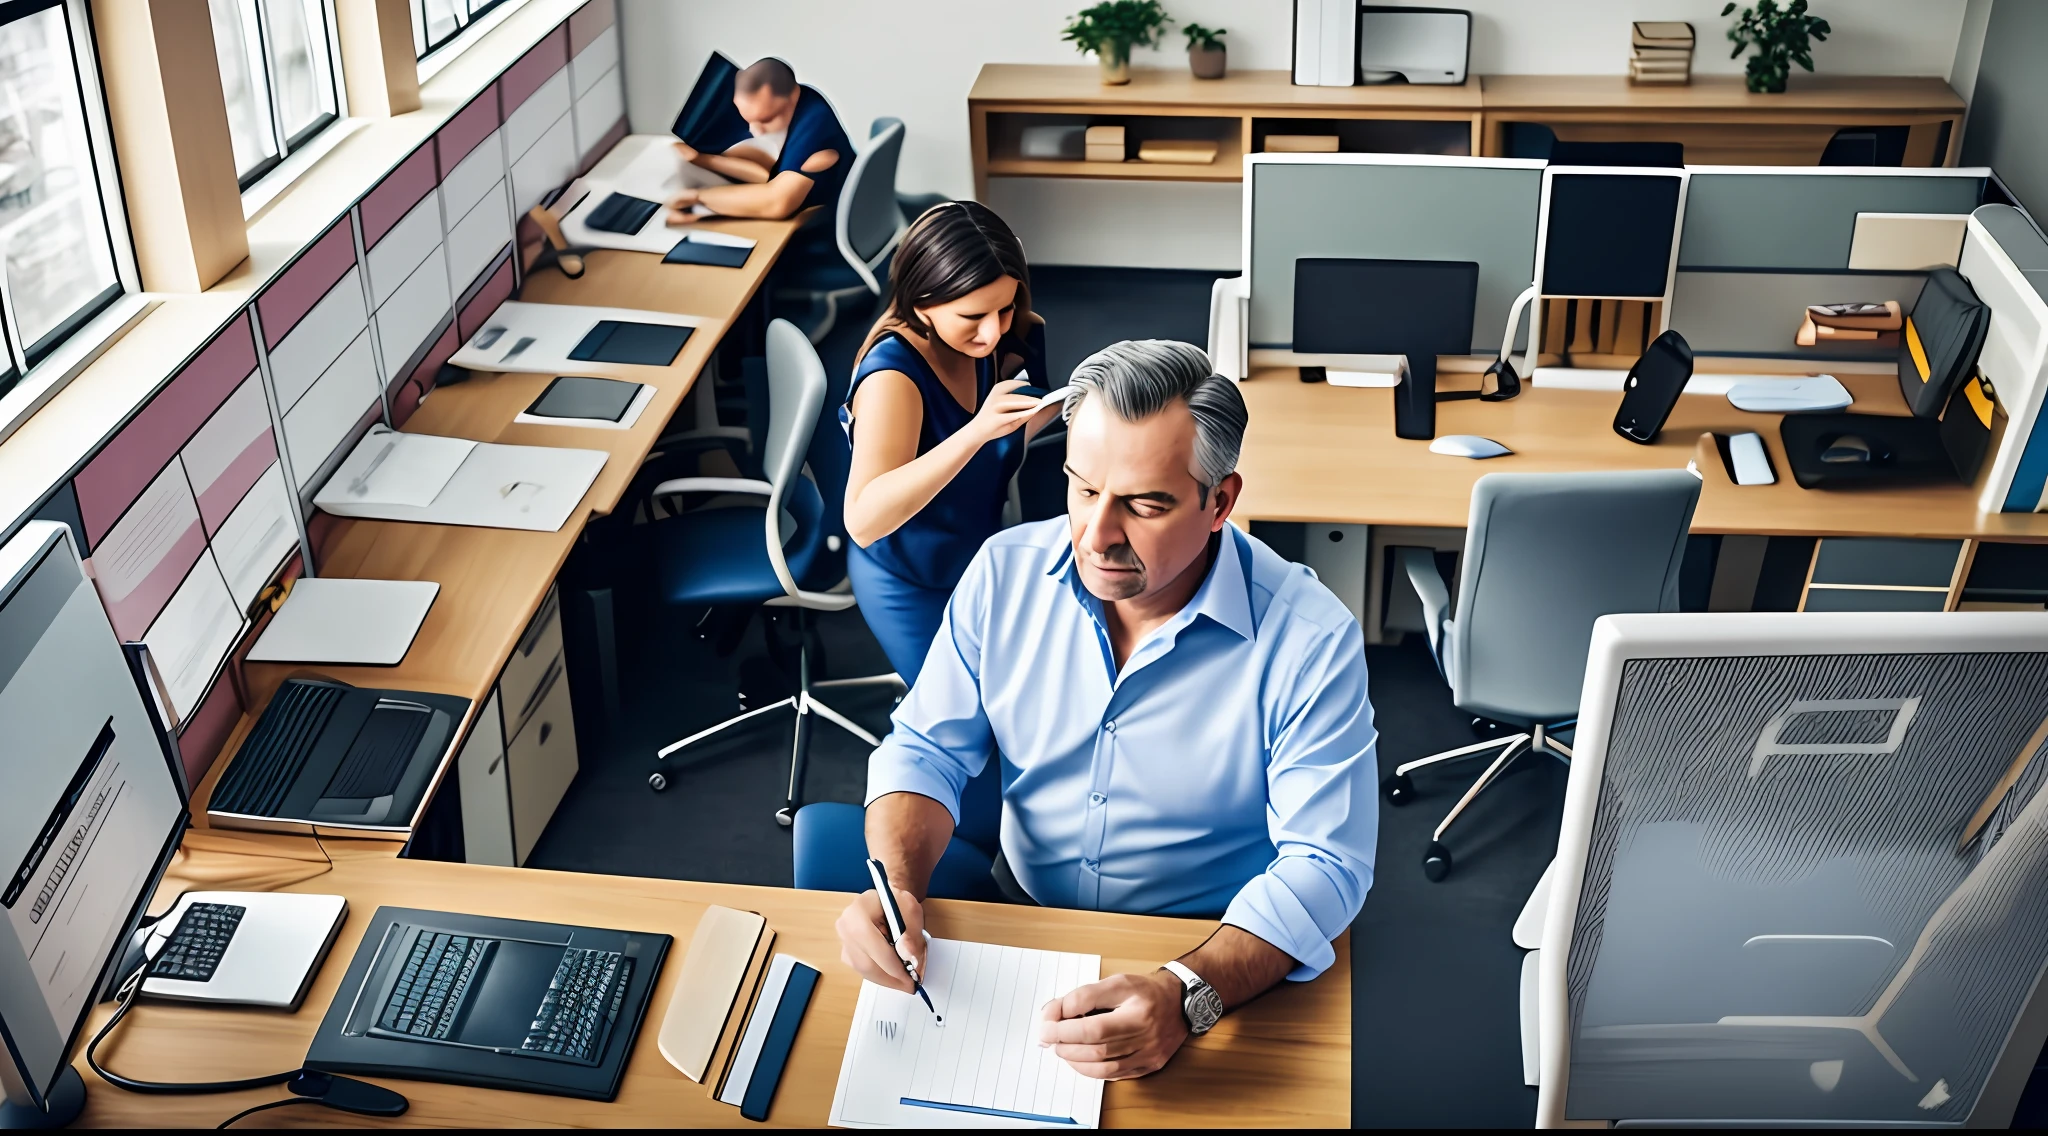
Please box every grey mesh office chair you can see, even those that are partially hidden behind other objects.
[1384,469,1700,880]
[777,117,909,343]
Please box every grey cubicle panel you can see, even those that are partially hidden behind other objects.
[1245,155,1543,352]
[1669,269,1927,360]
[1539,612,2048,1128]
[1678,168,1988,270]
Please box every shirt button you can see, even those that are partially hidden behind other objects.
[1104,720,1116,734]
[1088,793,1105,807]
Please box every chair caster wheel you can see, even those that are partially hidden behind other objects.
[648,772,667,792]
[775,807,795,827]
[1422,841,1453,882]
[1382,773,1416,806]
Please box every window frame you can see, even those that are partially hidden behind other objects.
[0,0,138,400]
[227,0,349,193]
[414,0,527,78]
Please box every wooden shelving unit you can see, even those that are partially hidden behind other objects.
[966,65,1966,197]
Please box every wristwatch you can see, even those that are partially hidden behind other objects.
[1161,960,1224,1035]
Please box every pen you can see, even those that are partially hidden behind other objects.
[865,858,941,1022]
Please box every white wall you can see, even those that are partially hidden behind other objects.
[620,0,1969,269]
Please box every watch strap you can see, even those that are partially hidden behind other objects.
[1162,960,1204,993]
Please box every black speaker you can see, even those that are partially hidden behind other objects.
[1395,355,1437,439]
[1612,330,1692,444]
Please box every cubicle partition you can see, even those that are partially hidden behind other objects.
[1962,206,2048,514]
[1244,154,1544,357]
[16,0,627,789]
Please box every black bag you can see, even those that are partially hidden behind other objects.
[1898,266,1990,418]
[1780,371,1998,489]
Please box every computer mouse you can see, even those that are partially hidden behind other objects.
[1819,434,1883,464]
[1429,435,1512,459]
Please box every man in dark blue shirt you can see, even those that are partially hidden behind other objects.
[666,57,852,225]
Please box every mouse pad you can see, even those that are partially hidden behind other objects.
[526,376,644,421]
[567,321,693,366]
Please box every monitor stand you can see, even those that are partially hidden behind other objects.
[1,1068,85,1130]
[1394,353,1437,440]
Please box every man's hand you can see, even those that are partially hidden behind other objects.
[665,188,702,225]
[834,886,927,994]
[672,139,701,163]
[1036,970,1189,1080]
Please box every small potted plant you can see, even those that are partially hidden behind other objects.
[1062,1,1171,86]
[1721,0,1831,94]
[1185,23,1227,80]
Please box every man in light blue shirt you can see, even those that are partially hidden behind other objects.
[835,340,1378,1080]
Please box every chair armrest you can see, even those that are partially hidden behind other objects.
[1400,547,1452,661]
[652,477,773,499]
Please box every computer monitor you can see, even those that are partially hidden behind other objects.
[1537,610,2048,1127]
[0,522,186,1125]
[1292,256,1478,376]
[1537,169,1685,299]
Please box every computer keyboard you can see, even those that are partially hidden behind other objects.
[520,947,632,1063]
[151,903,246,982]
[380,932,494,1041]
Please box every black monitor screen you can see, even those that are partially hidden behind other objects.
[1540,173,1682,299]
[1292,258,1479,356]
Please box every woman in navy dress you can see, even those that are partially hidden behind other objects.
[841,202,1058,684]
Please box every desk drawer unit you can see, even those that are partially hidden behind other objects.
[1799,537,1971,613]
[454,587,580,866]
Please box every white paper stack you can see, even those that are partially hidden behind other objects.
[313,426,607,533]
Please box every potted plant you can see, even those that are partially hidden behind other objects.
[1185,23,1226,80]
[1062,1,1171,86]
[1721,0,1830,94]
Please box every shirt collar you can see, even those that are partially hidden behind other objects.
[1047,523,1255,642]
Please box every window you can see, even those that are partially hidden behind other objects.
[413,0,510,60]
[0,0,124,397]
[209,0,344,189]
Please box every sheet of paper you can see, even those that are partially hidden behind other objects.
[447,300,706,377]
[829,938,1104,1129]
[141,552,244,722]
[323,427,475,508]
[209,463,298,610]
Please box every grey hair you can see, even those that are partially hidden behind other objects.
[1061,340,1247,495]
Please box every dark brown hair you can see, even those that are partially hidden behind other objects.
[737,57,797,97]
[861,201,1034,361]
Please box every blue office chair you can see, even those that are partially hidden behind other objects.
[647,319,897,825]
[777,117,909,344]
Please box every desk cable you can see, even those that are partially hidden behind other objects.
[85,830,406,1124]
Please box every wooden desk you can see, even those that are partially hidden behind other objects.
[71,836,1350,1128]
[966,65,1965,197]
[1234,368,2048,543]
[209,214,802,819]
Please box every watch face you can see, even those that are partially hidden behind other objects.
[1187,984,1225,1034]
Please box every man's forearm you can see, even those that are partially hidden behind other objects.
[1178,925,1298,1009]
[863,791,956,901]
[693,152,771,184]
[696,180,803,219]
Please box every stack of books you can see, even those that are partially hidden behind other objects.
[1630,22,1694,85]
[1797,301,1904,348]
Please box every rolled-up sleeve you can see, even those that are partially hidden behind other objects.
[1221,619,1379,980]
[863,549,999,825]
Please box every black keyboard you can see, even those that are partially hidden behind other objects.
[584,192,660,234]
[521,948,631,1063]
[151,903,246,982]
[379,932,494,1041]
[211,681,346,816]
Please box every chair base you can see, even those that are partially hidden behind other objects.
[1383,723,1573,882]
[651,610,891,824]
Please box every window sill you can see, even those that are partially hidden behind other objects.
[417,0,535,85]
[243,118,372,221]
[0,294,157,446]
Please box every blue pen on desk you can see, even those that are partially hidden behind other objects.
[865,858,941,1023]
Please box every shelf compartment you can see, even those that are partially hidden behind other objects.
[984,112,1244,181]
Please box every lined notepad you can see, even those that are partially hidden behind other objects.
[829,938,1105,1129]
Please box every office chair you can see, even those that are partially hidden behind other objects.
[1383,470,1700,881]
[646,319,901,825]
[776,117,909,344]
[1819,125,1909,166]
